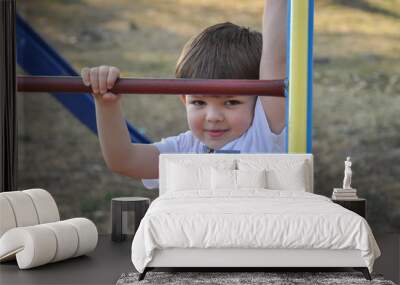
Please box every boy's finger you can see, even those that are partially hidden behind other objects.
[99,65,109,94]
[81,67,91,86]
[103,92,121,102]
[91,93,101,101]
[90,67,99,94]
[107,67,120,90]
[103,92,115,102]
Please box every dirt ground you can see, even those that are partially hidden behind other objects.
[16,0,400,234]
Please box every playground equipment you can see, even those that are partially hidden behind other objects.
[287,0,314,153]
[17,76,285,96]
[16,0,314,153]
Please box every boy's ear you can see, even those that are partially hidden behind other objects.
[179,95,186,105]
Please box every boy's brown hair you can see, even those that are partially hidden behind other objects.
[175,22,262,104]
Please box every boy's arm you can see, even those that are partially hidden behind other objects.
[95,100,160,179]
[259,0,288,135]
[82,66,159,179]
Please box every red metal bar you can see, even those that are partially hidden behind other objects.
[16,76,285,97]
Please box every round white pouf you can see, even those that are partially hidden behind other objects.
[23,189,60,223]
[65,218,98,257]
[42,221,79,262]
[0,218,98,269]
[0,196,17,237]
[0,226,57,269]
[0,192,39,227]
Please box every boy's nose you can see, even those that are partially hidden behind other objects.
[205,107,224,122]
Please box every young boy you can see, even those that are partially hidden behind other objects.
[81,0,287,189]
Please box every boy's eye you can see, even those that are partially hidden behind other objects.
[188,99,241,106]
[189,100,205,106]
[225,100,241,106]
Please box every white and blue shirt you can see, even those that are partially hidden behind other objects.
[142,96,286,189]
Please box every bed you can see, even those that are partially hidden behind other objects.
[131,154,381,281]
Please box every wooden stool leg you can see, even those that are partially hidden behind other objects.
[134,203,148,235]
[111,201,123,242]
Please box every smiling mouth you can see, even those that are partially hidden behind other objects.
[205,129,228,138]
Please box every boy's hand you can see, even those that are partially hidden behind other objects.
[81,66,122,103]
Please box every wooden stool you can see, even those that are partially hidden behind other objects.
[111,197,150,242]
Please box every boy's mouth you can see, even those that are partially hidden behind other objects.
[205,129,228,138]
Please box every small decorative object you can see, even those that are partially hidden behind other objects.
[343,156,352,189]
[332,157,358,200]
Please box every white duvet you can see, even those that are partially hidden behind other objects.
[131,190,380,273]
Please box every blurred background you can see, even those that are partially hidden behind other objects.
[16,0,400,234]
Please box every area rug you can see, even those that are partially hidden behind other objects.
[116,271,396,285]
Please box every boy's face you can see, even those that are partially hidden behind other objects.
[182,95,257,150]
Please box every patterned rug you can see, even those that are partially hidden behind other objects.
[116,271,396,285]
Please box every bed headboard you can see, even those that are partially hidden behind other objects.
[159,153,313,195]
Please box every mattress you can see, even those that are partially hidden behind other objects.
[131,190,381,273]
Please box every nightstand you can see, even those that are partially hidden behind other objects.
[111,197,150,242]
[332,198,366,218]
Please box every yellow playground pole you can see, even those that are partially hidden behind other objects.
[287,0,314,153]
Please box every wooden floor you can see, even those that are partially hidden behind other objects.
[0,234,398,285]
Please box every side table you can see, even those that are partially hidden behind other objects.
[332,198,366,218]
[111,197,150,242]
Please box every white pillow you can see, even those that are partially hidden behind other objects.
[167,162,210,191]
[236,169,267,189]
[211,168,236,190]
[238,159,307,191]
[266,165,306,191]
[166,159,236,192]
[211,168,268,191]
